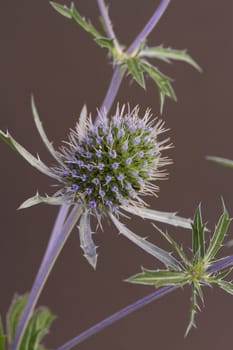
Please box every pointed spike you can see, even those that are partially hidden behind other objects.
[78,210,98,269]
[110,213,181,270]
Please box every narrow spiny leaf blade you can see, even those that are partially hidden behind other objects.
[51,2,102,39]
[79,209,98,269]
[70,3,102,38]
[205,203,231,262]
[0,130,57,179]
[76,104,88,141]
[50,2,72,18]
[210,268,232,281]
[128,268,188,287]
[141,60,177,112]
[18,193,70,209]
[110,214,181,269]
[152,224,190,267]
[185,284,198,337]
[216,280,233,296]
[95,37,114,50]
[126,57,145,88]
[123,205,192,229]
[140,46,202,72]
[31,96,63,165]
[192,205,205,260]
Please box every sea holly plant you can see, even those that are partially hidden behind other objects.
[0,98,192,269]
[50,0,201,112]
[128,204,233,335]
[44,204,233,350]
[0,0,215,349]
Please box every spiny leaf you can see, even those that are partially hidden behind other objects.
[140,46,202,72]
[185,284,198,337]
[18,193,70,209]
[50,2,72,18]
[192,205,205,260]
[7,294,28,344]
[122,205,192,229]
[110,213,181,270]
[0,130,57,179]
[152,224,190,267]
[31,95,63,165]
[51,2,116,57]
[6,294,54,349]
[194,280,204,305]
[76,104,88,142]
[141,59,177,113]
[216,280,233,296]
[209,268,232,281]
[78,209,98,269]
[207,156,233,169]
[51,2,102,39]
[126,57,145,88]
[0,317,5,350]
[20,307,54,350]
[70,3,101,38]
[159,92,165,114]
[205,203,231,262]
[128,268,188,287]
[95,37,114,50]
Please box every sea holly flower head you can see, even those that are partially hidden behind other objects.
[60,105,171,213]
[0,97,192,269]
[19,101,171,214]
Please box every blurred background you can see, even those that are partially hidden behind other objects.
[1,0,233,349]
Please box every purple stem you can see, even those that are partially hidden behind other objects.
[96,0,121,53]
[96,66,125,121]
[56,254,233,350]
[56,285,178,350]
[127,0,170,54]
[46,204,70,255]
[208,254,233,273]
[11,205,81,350]
[96,0,170,119]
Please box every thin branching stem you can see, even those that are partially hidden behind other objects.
[127,0,170,54]
[208,255,233,272]
[56,285,178,350]
[46,204,70,255]
[97,66,126,119]
[96,0,122,53]
[11,205,82,350]
[97,0,170,118]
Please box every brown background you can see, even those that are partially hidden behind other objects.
[1,0,233,349]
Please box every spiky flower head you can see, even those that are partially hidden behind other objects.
[56,105,171,213]
[1,99,193,269]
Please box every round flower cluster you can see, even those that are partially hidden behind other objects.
[58,106,171,213]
